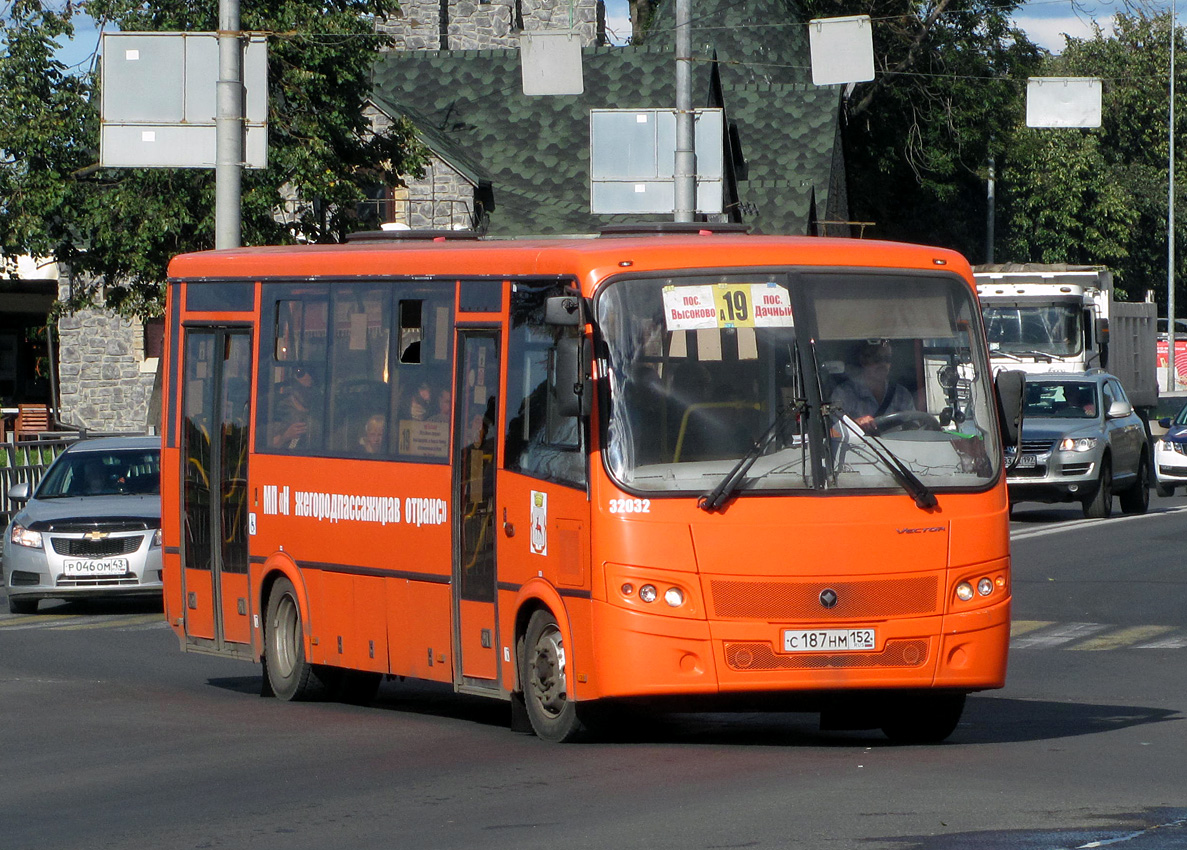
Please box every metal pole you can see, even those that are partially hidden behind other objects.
[986,153,996,264]
[216,0,243,249]
[673,0,695,222]
[1169,0,1177,391]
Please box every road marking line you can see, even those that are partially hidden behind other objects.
[0,614,77,629]
[54,614,166,631]
[1010,619,1055,637]
[1011,505,1187,540]
[1011,621,1108,649]
[1069,625,1176,651]
[1134,634,1187,649]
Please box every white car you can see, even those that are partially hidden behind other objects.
[1155,402,1187,496]
[2,436,162,614]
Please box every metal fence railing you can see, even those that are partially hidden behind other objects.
[0,437,81,527]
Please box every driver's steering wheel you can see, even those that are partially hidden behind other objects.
[872,410,943,434]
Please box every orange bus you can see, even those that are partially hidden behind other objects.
[161,226,1023,743]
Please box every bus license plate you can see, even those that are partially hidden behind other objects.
[783,628,876,652]
[1016,454,1037,469]
[63,558,129,576]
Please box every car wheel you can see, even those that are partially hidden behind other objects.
[1156,481,1175,498]
[8,595,38,615]
[521,609,588,742]
[1083,457,1113,519]
[263,576,334,701]
[1119,453,1150,515]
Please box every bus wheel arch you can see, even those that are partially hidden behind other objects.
[512,589,586,742]
[259,561,334,701]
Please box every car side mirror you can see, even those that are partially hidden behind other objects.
[1160,417,1173,429]
[1106,399,1133,420]
[7,481,31,502]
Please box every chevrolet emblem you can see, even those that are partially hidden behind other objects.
[83,530,109,542]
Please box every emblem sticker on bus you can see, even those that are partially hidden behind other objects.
[530,490,548,556]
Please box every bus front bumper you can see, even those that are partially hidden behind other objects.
[583,597,1010,701]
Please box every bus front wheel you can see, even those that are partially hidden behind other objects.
[880,692,966,744]
[264,576,332,701]
[522,609,586,742]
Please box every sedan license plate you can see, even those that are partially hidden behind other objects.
[63,557,129,577]
[1015,454,1037,469]
[783,628,876,653]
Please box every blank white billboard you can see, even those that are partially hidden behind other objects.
[808,16,875,87]
[1026,77,1102,128]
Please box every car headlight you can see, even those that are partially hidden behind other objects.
[1058,436,1099,452]
[9,523,43,549]
[151,528,163,548]
[1162,440,1187,455]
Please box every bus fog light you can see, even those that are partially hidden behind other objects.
[621,583,634,596]
[956,582,974,601]
[977,578,994,596]
[639,584,658,603]
[664,587,684,607]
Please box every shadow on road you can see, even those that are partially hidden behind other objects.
[201,674,1181,747]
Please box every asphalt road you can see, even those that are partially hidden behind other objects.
[3,496,1187,850]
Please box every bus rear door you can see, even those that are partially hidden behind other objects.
[179,327,253,655]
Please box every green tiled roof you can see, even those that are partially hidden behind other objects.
[372,0,845,236]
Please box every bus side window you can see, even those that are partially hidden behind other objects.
[326,285,393,456]
[505,284,586,489]
[261,293,329,455]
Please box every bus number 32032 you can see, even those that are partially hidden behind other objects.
[608,498,651,514]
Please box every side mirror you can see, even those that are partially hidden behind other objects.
[7,481,31,502]
[545,295,584,327]
[1160,417,1173,429]
[1106,399,1134,420]
[994,369,1025,454]
[553,335,591,418]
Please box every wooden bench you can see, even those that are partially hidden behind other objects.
[14,404,52,441]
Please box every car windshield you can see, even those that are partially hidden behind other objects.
[984,304,1082,358]
[1022,381,1099,420]
[596,269,1001,498]
[37,449,161,498]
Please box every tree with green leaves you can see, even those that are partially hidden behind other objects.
[1,0,427,319]
[802,0,1043,261]
[999,12,1180,302]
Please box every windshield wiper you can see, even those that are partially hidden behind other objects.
[698,401,805,512]
[836,414,938,511]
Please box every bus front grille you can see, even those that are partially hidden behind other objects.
[709,576,939,620]
[724,639,929,671]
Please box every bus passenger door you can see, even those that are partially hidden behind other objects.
[452,330,501,690]
[180,328,253,653]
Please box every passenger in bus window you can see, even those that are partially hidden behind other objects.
[830,340,914,434]
[430,387,452,423]
[358,414,386,454]
[404,379,433,421]
[269,366,320,449]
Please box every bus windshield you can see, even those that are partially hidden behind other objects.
[597,270,1000,497]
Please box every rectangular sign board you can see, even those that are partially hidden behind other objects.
[100,32,268,168]
[589,108,723,214]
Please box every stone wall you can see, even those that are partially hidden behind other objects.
[55,281,155,434]
[379,0,603,51]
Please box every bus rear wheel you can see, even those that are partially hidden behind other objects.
[264,576,332,701]
[880,692,966,744]
[522,609,586,742]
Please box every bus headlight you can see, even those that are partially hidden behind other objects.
[977,578,994,596]
[639,584,658,603]
[664,587,685,608]
[955,582,974,601]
